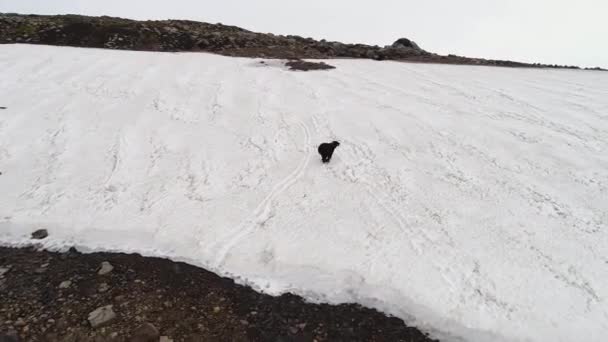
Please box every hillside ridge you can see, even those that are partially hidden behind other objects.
[1,13,604,70]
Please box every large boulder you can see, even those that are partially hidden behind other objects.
[392,38,421,50]
[130,323,160,342]
[88,305,116,328]
[31,229,48,240]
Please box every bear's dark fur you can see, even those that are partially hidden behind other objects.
[318,141,340,163]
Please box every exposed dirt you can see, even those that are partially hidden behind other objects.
[0,247,438,342]
[286,60,336,71]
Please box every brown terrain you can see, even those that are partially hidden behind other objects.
[0,245,437,342]
[0,13,604,70]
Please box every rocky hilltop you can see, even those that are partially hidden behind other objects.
[1,13,602,70]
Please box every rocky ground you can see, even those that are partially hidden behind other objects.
[1,13,603,70]
[0,246,437,342]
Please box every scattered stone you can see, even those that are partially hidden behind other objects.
[60,247,79,259]
[58,280,72,289]
[60,247,80,260]
[14,318,26,327]
[0,266,11,277]
[56,318,68,330]
[126,268,137,280]
[78,279,98,296]
[0,246,437,342]
[88,305,116,328]
[34,267,47,274]
[130,322,159,342]
[97,261,114,275]
[98,283,110,293]
[44,332,59,341]
[31,229,48,240]
[0,331,19,342]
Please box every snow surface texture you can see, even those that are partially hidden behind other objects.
[1,45,608,342]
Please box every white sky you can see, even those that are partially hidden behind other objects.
[1,0,607,67]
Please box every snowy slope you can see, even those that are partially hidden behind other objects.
[1,45,608,342]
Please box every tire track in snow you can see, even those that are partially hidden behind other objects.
[214,120,312,266]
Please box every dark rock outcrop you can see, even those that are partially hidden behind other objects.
[286,60,336,71]
[31,229,48,240]
[0,13,600,70]
[392,37,420,50]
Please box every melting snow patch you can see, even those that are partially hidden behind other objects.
[1,45,607,342]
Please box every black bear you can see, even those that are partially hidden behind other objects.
[318,141,340,163]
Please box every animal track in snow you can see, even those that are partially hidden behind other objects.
[214,121,312,266]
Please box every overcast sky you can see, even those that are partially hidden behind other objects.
[1,0,607,67]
